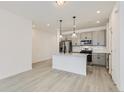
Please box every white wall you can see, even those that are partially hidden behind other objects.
[109,3,120,89]
[109,2,124,91]
[119,2,124,91]
[32,28,58,63]
[0,9,32,79]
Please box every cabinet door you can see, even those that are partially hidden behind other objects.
[93,31,98,45]
[86,32,92,40]
[97,31,105,46]
[80,32,92,40]
[72,46,81,52]
[92,54,105,66]
[97,54,105,66]
[93,31,105,46]
[80,33,85,40]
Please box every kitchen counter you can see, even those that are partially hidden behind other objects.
[52,53,87,76]
[72,46,110,54]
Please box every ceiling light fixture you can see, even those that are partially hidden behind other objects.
[59,34,63,38]
[56,0,65,6]
[96,20,100,24]
[72,16,77,38]
[59,20,63,38]
[47,24,50,27]
[96,10,101,14]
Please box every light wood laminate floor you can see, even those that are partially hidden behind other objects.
[0,60,118,92]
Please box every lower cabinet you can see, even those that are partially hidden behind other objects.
[92,53,106,66]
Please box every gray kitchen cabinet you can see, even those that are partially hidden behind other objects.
[87,32,92,40]
[92,30,105,46]
[80,32,92,40]
[92,31,98,45]
[97,31,105,46]
[80,32,84,40]
[92,53,106,66]
[63,30,106,46]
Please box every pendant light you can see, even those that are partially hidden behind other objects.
[72,16,77,38]
[59,20,63,38]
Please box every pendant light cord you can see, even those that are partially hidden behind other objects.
[60,20,62,35]
[73,16,76,33]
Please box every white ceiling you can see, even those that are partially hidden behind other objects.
[0,1,115,32]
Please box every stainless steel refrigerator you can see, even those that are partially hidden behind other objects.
[59,40,72,53]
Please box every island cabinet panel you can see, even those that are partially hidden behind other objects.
[52,53,87,76]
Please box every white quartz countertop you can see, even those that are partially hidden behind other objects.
[53,53,87,57]
[72,46,110,53]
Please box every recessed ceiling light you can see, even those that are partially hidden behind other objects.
[96,10,101,14]
[47,24,50,27]
[96,20,100,24]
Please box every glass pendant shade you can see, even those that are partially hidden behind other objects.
[59,34,63,38]
[72,32,77,38]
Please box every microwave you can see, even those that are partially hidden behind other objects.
[80,40,92,45]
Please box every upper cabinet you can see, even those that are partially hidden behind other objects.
[93,30,105,46]
[80,32,92,40]
[63,30,106,46]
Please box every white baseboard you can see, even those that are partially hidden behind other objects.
[0,67,32,80]
[32,57,52,63]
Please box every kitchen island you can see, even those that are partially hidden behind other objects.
[52,53,87,76]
